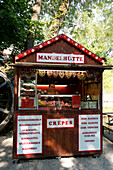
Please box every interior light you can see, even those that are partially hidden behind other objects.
[37,85,67,87]
[37,85,49,87]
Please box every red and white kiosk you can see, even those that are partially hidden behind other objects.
[13,34,111,159]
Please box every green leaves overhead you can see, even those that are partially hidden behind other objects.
[0,0,33,54]
[0,0,113,63]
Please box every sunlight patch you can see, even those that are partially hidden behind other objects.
[60,157,75,168]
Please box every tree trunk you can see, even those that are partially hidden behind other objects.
[24,0,42,51]
[46,0,71,39]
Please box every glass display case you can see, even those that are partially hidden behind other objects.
[38,94,81,110]
[18,73,37,110]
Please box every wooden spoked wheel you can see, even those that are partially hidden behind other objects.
[0,71,14,132]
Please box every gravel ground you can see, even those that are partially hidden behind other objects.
[0,131,113,170]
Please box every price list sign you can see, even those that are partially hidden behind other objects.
[78,114,101,152]
[16,115,43,155]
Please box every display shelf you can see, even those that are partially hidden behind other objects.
[39,94,80,97]
[20,88,35,92]
[84,81,100,85]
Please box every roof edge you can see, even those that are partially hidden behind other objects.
[15,34,105,64]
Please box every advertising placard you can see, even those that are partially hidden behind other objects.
[36,53,85,64]
[47,117,75,129]
[78,114,101,152]
[16,115,43,155]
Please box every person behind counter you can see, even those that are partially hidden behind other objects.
[48,84,58,95]
[48,84,60,107]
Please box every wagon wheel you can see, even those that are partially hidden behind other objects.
[0,71,14,132]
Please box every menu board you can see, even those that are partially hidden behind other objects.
[16,115,43,155]
[78,114,101,152]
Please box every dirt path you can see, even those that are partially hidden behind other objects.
[0,134,113,170]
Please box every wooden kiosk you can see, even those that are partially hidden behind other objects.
[13,34,108,159]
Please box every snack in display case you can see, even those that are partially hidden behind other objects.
[37,95,79,110]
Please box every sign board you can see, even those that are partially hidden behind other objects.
[16,114,43,155]
[36,53,85,64]
[78,114,101,152]
[46,117,75,129]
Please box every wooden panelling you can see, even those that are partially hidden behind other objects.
[13,110,102,159]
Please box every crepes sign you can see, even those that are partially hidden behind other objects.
[36,53,85,64]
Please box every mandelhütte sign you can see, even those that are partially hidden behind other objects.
[36,53,85,64]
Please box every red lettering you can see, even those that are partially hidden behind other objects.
[22,147,37,150]
[58,121,61,125]
[65,121,68,125]
[62,121,65,125]
[44,55,48,60]
[85,140,95,142]
[81,118,87,120]
[88,122,98,124]
[22,129,37,131]
[82,131,97,134]
[63,56,67,61]
[87,126,98,128]
[84,135,90,137]
[48,56,52,60]
[38,55,43,60]
[49,121,52,125]
[53,121,57,125]
[70,121,72,125]
[80,57,82,61]
[88,118,98,120]
[81,127,86,129]
[76,57,79,61]
[68,56,71,61]
[81,122,87,124]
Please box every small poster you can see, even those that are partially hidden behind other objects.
[47,118,75,129]
[78,114,101,152]
[72,95,81,108]
[16,115,43,155]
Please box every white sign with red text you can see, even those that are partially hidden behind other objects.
[36,53,85,64]
[78,114,101,152]
[47,118,75,129]
[17,115,42,155]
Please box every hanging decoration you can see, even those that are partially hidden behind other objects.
[52,71,58,78]
[77,72,85,80]
[65,72,72,79]
[72,72,77,78]
[32,68,37,75]
[59,71,65,78]
[36,70,88,80]
[25,68,33,78]
[47,71,53,78]
[39,70,46,77]
[20,68,38,77]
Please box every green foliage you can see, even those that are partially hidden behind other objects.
[65,1,113,64]
[103,70,113,93]
[0,0,113,62]
[0,0,33,54]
